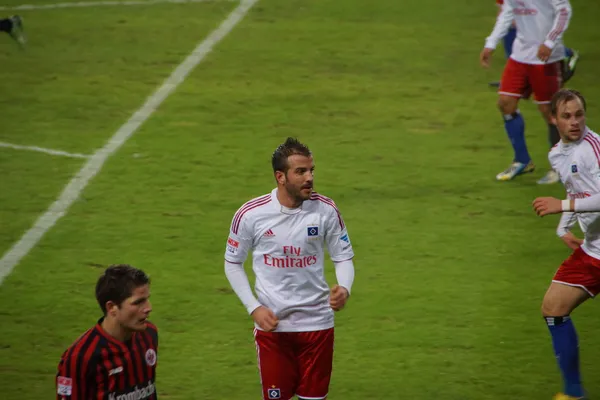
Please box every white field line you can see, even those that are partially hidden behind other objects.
[0,0,259,285]
[0,0,235,11]
[0,141,90,159]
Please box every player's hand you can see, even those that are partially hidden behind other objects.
[329,285,349,311]
[533,197,563,216]
[251,306,279,332]
[480,48,494,68]
[537,44,552,62]
[560,232,583,250]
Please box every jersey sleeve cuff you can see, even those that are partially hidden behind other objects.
[544,39,556,49]
[247,301,262,315]
[484,39,498,50]
[556,228,569,237]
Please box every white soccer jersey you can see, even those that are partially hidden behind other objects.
[485,0,572,64]
[550,128,600,259]
[225,188,354,332]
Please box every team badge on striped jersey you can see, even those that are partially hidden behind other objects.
[145,349,157,366]
[307,226,319,239]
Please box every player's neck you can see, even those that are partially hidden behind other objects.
[276,187,302,209]
[101,317,133,342]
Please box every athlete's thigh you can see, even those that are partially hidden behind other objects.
[295,328,334,400]
[499,58,529,99]
[529,61,561,104]
[254,329,299,400]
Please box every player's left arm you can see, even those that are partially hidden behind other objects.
[323,201,355,310]
[543,0,572,51]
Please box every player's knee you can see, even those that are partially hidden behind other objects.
[497,97,517,115]
[541,295,571,317]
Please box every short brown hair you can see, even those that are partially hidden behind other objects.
[551,89,587,116]
[271,137,311,174]
[95,264,150,315]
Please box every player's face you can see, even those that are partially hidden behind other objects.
[283,154,315,202]
[117,284,152,332]
[553,98,586,142]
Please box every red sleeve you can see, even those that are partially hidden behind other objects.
[56,334,99,399]
[496,0,504,4]
[56,350,82,400]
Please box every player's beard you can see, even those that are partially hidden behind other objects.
[285,181,312,205]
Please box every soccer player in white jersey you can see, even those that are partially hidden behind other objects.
[480,0,573,184]
[224,137,356,400]
[532,89,598,400]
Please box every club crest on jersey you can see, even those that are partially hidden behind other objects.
[571,164,578,173]
[268,387,281,399]
[145,349,157,366]
[307,226,319,239]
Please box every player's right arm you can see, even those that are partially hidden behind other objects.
[224,211,278,331]
[481,0,515,66]
[56,348,95,399]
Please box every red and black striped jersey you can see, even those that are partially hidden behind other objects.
[56,318,158,400]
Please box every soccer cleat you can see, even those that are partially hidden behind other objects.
[7,15,26,47]
[496,161,535,181]
[553,393,584,400]
[562,49,579,84]
[537,170,560,185]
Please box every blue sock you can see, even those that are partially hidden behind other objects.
[503,27,517,59]
[546,316,584,398]
[503,111,530,164]
[565,47,574,58]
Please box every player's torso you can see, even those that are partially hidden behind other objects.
[553,136,600,199]
[507,0,565,63]
[552,132,600,257]
[93,332,158,400]
[250,201,333,330]
[252,203,327,289]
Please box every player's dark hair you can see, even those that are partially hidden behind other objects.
[551,89,587,116]
[272,137,311,174]
[95,264,150,315]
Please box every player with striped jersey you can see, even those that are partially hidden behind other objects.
[224,137,356,400]
[56,265,157,400]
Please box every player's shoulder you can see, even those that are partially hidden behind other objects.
[308,192,343,216]
[230,192,273,232]
[60,325,103,362]
[579,130,600,160]
[308,191,339,208]
[309,192,346,229]
[548,141,561,157]
[233,192,273,218]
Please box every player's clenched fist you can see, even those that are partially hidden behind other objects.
[251,306,279,332]
[537,44,552,62]
[533,197,563,216]
[329,285,349,311]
